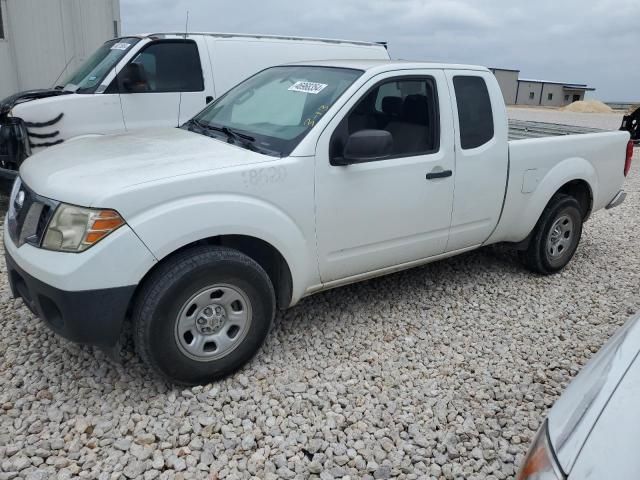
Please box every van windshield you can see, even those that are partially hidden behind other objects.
[62,37,140,94]
[187,66,362,156]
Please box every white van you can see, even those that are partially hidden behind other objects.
[0,32,389,177]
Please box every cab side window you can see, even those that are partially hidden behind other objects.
[331,77,439,162]
[110,41,204,93]
[453,76,494,149]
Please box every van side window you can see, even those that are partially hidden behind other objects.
[114,41,204,93]
[453,76,494,149]
[331,77,439,161]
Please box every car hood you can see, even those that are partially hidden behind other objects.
[19,128,271,206]
[568,352,640,478]
[1,88,70,117]
[547,312,640,474]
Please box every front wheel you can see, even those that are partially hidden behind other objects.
[133,246,275,385]
[521,194,583,275]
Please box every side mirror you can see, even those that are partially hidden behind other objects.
[336,130,393,165]
[119,63,149,93]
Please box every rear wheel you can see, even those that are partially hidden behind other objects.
[521,194,583,274]
[133,246,275,385]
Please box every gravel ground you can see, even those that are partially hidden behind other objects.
[1,120,638,479]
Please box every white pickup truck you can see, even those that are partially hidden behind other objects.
[5,60,632,384]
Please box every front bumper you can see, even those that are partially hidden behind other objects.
[6,249,135,347]
[0,116,30,178]
[3,208,157,348]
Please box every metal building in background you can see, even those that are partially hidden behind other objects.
[0,0,120,99]
[490,67,595,107]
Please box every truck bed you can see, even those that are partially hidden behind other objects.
[508,119,604,141]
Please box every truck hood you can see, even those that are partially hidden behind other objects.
[19,128,271,206]
[547,312,640,474]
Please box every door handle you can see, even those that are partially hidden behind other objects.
[206,96,214,104]
[425,169,452,180]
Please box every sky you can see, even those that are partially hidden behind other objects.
[121,0,639,102]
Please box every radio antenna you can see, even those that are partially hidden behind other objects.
[184,10,190,38]
[51,55,75,89]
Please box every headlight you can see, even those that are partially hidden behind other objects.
[7,177,21,219]
[517,420,565,480]
[42,204,125,252]
[9,176,22,205]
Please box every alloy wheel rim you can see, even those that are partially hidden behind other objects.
[174,284,252,362]
[547,214,574,259]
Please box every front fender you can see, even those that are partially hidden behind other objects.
[127,193,316,304]
[12,93,126,154]
[487,156,597,244]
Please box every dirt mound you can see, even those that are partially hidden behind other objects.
[563,100,614,113]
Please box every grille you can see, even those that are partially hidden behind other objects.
[0,117,31,171]
[7,178,58,248]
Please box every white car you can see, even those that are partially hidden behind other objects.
[0,32,389,177]
[4,60,632,384]
[517,312,640,479]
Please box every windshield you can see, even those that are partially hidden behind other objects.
[188,66,363,156]
[62,37,140,93]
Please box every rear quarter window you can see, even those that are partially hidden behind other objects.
[453,76,494,149]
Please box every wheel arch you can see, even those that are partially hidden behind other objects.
[528,157,597,233]
[123,193,318,307]
[511,178,593,250]
[132,234,294,313]
[556,178,593,221]
[487,156,597,245]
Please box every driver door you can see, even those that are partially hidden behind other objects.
[314,70,456,283]
[111,40,205,130]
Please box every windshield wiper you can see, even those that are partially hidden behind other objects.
[211,124,256,143]
[187,119,259,151]
[185,118,209,133]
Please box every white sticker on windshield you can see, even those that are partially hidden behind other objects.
[288,81,328,94]
[111,43,131,51]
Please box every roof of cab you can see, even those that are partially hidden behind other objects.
[283,59,490,72]
[135,32,387,48]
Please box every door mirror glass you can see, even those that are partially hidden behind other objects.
[338,129,393,165]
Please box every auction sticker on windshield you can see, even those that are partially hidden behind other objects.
[288,81,328,94]
[111,43,132,51]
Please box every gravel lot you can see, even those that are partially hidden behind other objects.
[1,113,638,479]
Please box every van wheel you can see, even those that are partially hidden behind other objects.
[133,246,275,385]
[521,194,583,275]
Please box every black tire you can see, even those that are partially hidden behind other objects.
[133,246,275,385]
[521,194,583,275]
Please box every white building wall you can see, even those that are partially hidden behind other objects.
[539,83,566,107]
[491,69,519,105]
[0,0,119,99]
[516,81,544,106]
[0,0,18,95]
